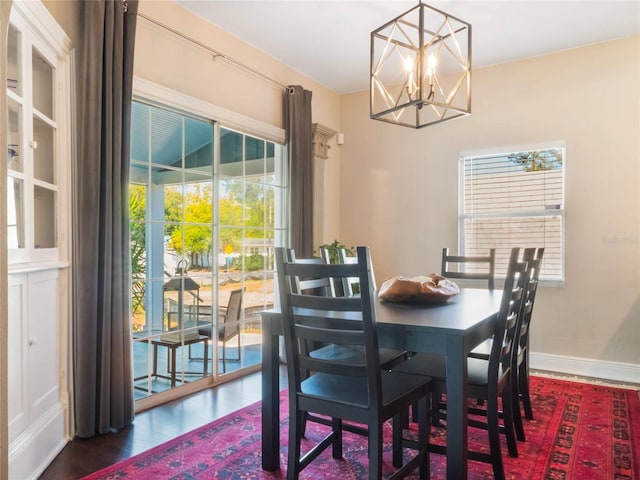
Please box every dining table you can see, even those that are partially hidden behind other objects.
[260,287,502,479]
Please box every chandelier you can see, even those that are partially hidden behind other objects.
[370,1,472,128]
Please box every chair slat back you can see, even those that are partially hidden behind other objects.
[276,246,382,404]
[441,247,496,290]
[318,246,331,264]
[518,247,544,351]
[489,248,527,379]
[338,247,360,296]
[283,248,334,297]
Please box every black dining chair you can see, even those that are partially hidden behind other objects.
[394,247,527,480]
[283,247,410,438]
[514,248,544,423]
[407,246,497,422]
[285,247,406,372]
[441,247,496,290]
[469,247,544,441]
[275,246,431,480]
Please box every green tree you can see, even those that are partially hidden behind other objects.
[169,184,213,266]
[130,185,147,314]
[163,186,183,237]
[219,195,243,252]
[223,180,271,231]
[508,149,563,172]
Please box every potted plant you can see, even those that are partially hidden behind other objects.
[316,239,354,264]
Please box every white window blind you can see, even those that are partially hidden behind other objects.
[460,147,565,282]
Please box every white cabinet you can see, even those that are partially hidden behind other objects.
[6,1,72,478]
[8,269,66,480]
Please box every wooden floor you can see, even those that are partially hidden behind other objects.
[39,366,288,480]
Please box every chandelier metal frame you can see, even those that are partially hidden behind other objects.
[370,1,472,128]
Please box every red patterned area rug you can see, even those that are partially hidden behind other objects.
[83,376,640,480]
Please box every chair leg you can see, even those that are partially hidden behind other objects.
[399,407,410,429]
[287,409,303,480]
[417,395,430,480]
[331,417,343,459]
[487,393,506,480]
[392,413,403,468]
[368,422,383,480]
[222,340,227,373]
[301,412,308,437]
[502,384,519,458]
[511,370,526,442]
[520,359,534,420]
[431,391,443,427]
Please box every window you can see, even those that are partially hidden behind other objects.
[460,146,565,283]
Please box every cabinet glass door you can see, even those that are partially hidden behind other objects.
[32,47,53,118]
[7,25,21,95]
[7,98,24,249]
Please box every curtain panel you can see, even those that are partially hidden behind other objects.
[285,85,314,258]
[74,0,138,438]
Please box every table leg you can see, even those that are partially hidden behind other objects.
[261,317,280,470]
[446,336,468,479]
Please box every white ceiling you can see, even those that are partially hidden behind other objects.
[176,1,640,94]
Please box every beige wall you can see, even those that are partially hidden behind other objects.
[43,0,80,47]
[340,36,640,367]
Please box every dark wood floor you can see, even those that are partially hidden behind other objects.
[39,366,288,479]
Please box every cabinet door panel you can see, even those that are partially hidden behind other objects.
[8,276,28,442]
[28,270,59,419]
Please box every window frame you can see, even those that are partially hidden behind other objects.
[458,143,566,287]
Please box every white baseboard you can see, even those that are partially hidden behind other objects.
[530,352,640,386]
[9,404,68,480]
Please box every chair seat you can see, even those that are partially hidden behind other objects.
[310,344,407,370]
[301,370,431,414]
[394,353,504,388]
[197,323,226,341]
[469,338,492,359]
[470,340,523,362]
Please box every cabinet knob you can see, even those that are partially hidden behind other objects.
[28,337,37,346]
[30,140,38,149]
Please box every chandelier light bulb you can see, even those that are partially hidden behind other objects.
[427,54,437,77]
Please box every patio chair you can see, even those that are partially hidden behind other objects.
[198,288,243,373]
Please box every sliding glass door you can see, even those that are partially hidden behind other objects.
[129,101,286,401]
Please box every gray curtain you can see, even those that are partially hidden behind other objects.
[74,0,138,438]
[285,85,314,258]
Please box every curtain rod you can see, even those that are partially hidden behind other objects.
[137,11,288,91]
